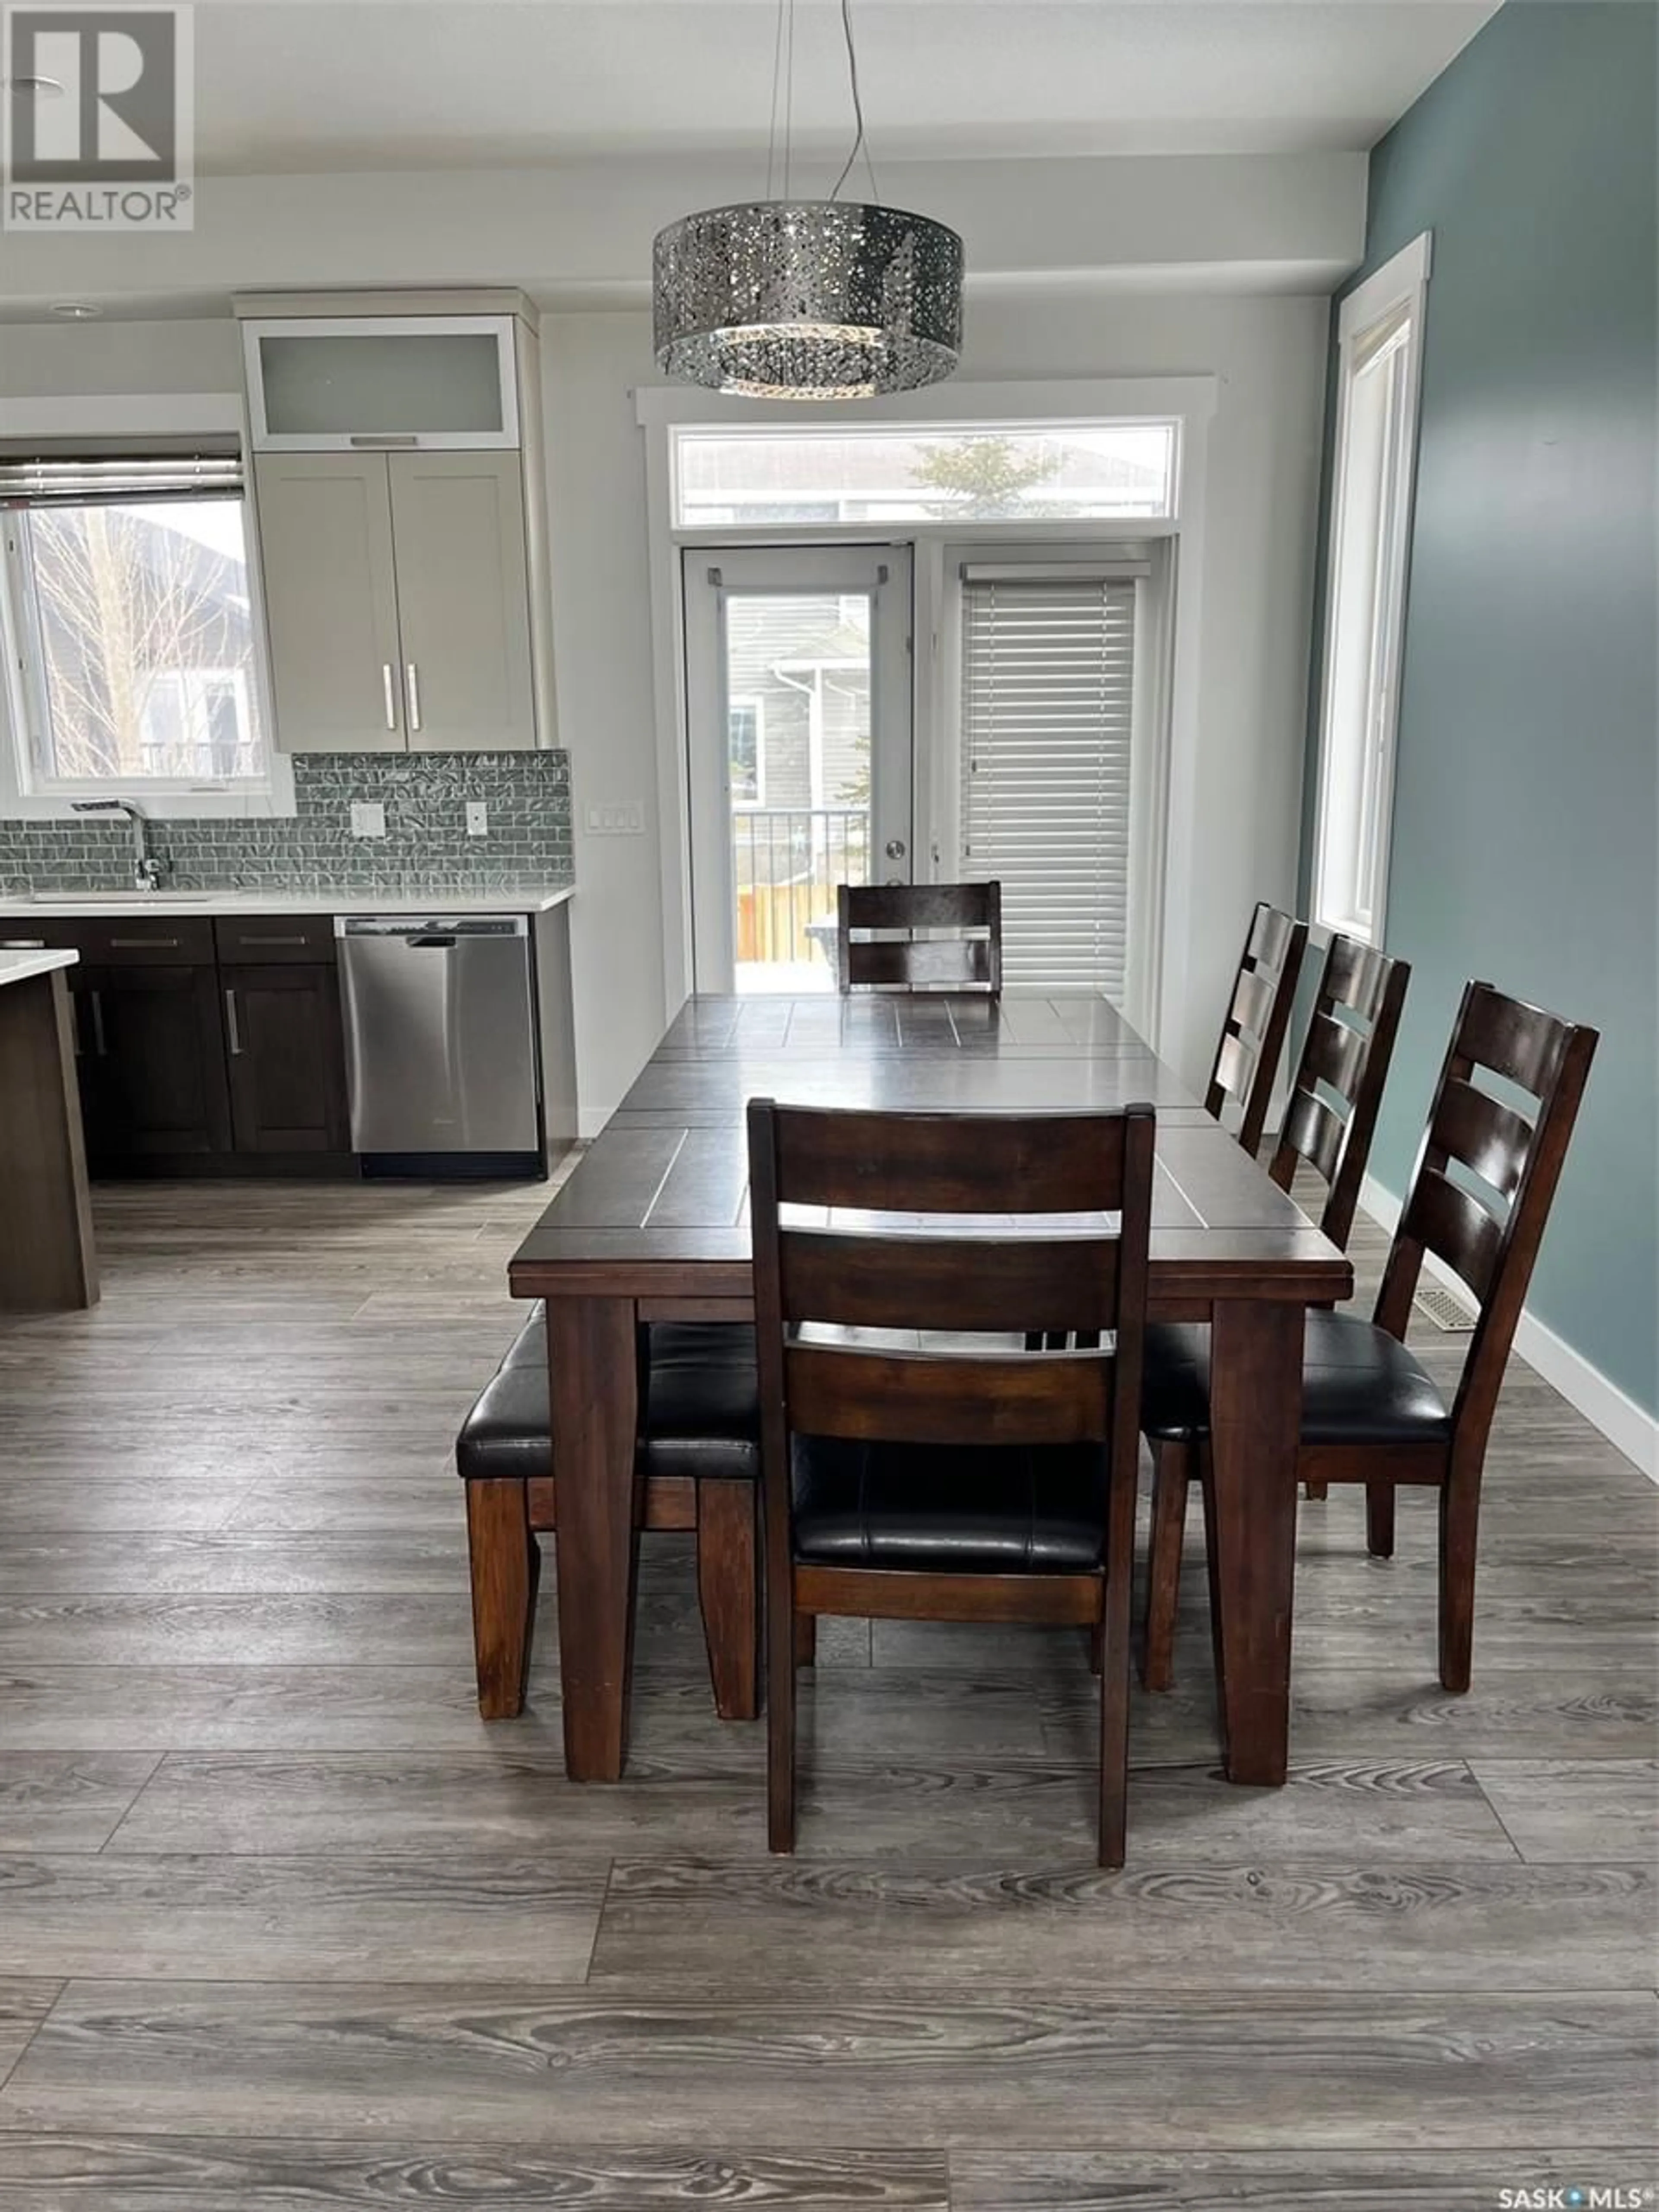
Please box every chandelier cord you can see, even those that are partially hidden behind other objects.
[765,0,785,199]
[829,0,879,203]
[784,0,796,200]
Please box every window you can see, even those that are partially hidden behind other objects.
[1312,233,1432,944]
[0,449,277,808]
[958,566,1142,994]
[728,697,764,805]
[674,422,1177,528]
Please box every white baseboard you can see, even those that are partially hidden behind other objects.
[1359,1172,1659,1484]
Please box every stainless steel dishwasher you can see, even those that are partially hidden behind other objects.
[336,916,543,1178]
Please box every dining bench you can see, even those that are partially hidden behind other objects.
[457,1309,762,1724]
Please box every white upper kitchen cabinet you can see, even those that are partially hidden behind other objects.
[388,453,535,753]
[254,454,407,754]
[255,451,537,755]
[238,291,552,755]
[242,316,520,452]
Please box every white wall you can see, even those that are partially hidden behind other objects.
[0,290,1330,1128]
[543,293,1330,1124]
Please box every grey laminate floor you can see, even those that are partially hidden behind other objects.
[0,1175,1654,2209]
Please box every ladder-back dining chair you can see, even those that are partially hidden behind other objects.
[836,880,1002,994]
[1141,928,1411,1687]
[1140,980,1597,1697]
[1204,903,1308,1153]
[749,1097,1154,1866]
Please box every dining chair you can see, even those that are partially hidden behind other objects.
[836,880,1002,994]
[749,1096,1155,1866]
[1140,980,1597,1696]
[1204,902,1309,1153]
[1141,931,1411,1688]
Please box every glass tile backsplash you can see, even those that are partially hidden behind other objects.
[0,752,574,896]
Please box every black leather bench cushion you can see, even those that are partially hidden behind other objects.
[1140,1311,1452,1446]
[791,1433,1109,1573]
[457,1308,759,1484]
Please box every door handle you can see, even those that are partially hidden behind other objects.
[406,662,422,734]
[89,989,107,1057]
[225,988,242,1057]
[885,839,906,859]
[382,664,398,731]
[350,433,420,448]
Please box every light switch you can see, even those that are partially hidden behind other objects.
[350,801,387,839]
[584,802,645,836]
[465,801,489,837]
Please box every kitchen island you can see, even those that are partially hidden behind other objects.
[0,947,97,1309]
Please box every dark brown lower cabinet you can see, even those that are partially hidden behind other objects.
[223,964,350,1154]
[35,915,356,1176]
[78,963,234,1161]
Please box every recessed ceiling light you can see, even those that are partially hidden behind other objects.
[52,302,103,320]
[6,74,65,97]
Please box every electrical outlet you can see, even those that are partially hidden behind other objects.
[465,801,489,837]
[350,801,387,839]
[584,802,645,836]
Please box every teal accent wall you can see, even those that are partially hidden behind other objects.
[1304,0,1659,1419]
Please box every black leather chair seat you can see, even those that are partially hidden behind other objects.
[791,1434,1109,1573]
[1140,1311,1452,1446]
[457,1306,759,1484]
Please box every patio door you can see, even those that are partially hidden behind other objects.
[684,546,913,992]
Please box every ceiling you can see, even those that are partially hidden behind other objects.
[180,0,1502,177]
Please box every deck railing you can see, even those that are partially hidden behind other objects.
[733,806,869,969]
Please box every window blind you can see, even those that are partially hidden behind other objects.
[960,575,1136,995]
[0,446,243,508]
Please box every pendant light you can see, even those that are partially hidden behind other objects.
[652,0,964,400]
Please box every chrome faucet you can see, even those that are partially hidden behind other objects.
[70,799,170,891]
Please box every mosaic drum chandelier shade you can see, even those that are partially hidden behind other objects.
[653,201,963,400]
[651,1,965,400]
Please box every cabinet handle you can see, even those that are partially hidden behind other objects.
[239,934,309,947]
[349,434,419,448]
[90,990,107,1058]
[225,988,242,1057]
[382,664,398,731]
[406,662,422,734]
[111,936,178,949]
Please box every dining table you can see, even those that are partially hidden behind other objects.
[502,989,1353,1789]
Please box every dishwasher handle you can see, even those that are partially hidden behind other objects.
[407,933,458,950]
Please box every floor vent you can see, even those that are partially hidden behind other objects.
[1414,1283,1478,1333]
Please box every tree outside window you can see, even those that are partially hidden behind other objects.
[9,497,266,787]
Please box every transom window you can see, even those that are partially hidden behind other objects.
[0,449,276,805]
[673,422,1178,529]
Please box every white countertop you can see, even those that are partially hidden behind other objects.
[0,946,79,988]
[0,886,575,919]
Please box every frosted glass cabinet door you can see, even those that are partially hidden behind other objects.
[244,318,519,451]
[255,455,405,753]
[388,453,537,753]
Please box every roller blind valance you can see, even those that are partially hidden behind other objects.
[0,445,243,507]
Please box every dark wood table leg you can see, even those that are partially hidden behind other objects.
[1205,1297,1304,1787]
[547,1294,641,1781]
[465,1478,539,1718]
